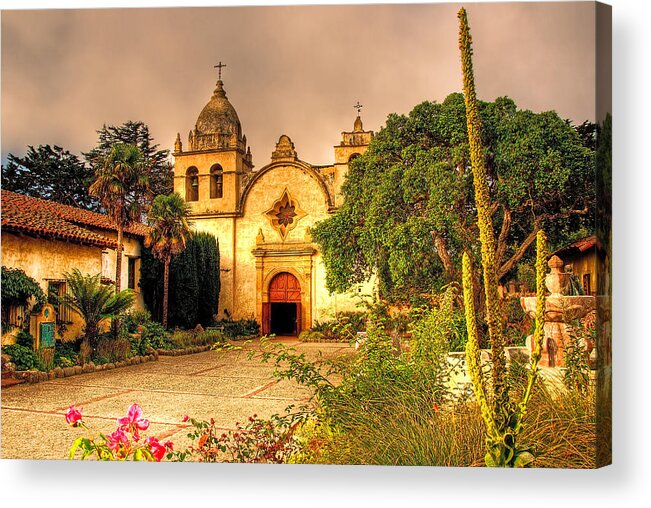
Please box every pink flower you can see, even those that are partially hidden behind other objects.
[106,428,129,453]
[65,406,83,427]
[182,415,189,423]
[145,436,173,462]
[116,404,150,441]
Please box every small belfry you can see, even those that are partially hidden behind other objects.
[331,101,374,207]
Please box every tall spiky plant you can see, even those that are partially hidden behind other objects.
[89,143,149,292]
[458,7,548,467]
[145,193,192,329]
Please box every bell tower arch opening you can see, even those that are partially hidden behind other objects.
[264,272,302,336]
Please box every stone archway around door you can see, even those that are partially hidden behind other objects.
[263,272,302,336]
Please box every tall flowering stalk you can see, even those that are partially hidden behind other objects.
[458,7,548,467]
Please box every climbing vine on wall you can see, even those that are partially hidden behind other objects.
[1,266,46,330]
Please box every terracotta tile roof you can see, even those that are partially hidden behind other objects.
[1,190,148,249]
[552,235,605,257]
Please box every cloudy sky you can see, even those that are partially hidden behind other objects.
[2,1,598,166]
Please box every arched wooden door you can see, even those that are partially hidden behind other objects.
[263,272,301,336]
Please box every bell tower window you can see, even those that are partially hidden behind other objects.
[186,167,199,201]
[210,164,223,199]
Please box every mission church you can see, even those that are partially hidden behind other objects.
[172,67,375,336]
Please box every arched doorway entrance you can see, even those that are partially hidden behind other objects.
[263,272,301,336]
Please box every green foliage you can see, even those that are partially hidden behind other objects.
[193,232,221,327]
[95,337,132,363]
[63,269,136,345]
[170,411,302,463]
[146,192,193,328]
[309,311,367,342]
[563,319,592,394]
[212,319,259,340]
[3,344,39,371]
[139,321,172,350]
[168,242,199,328]
[1,266,47,322]
[15,329,35,348]
[140,232,220,329]
[54,341,79,367]
[1,145,101,211]
[410,284,467,357]
[122,309,152,333]
[312,87,594,303]
[84,120,173,205]
[89,143,149,232]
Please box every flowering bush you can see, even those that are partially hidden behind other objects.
[67,403,173,461]
[168,412,302,463]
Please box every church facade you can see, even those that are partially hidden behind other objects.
[172,76,374,336]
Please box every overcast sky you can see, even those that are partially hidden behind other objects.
[2,1,597,167]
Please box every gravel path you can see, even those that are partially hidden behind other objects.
[1,338,352,460]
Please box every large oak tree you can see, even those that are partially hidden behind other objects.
[312,93,595,302]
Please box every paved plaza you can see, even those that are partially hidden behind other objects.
[1,338,352,460]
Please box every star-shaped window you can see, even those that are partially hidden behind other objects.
[264,189,306,241]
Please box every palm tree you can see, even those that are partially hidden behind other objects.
[63,269,135,347]
[145,193,192,328]
[89,143,149,292]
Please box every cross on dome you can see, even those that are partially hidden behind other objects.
[214,61,227,81]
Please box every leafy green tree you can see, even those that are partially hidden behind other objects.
[312,93,595,302]
[84,121,173,203]
[63,269,135,347]
[145,193,192,329]
[1,145,101,211]
[89,143,149,292]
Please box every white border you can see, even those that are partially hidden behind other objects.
[1,1,649,507]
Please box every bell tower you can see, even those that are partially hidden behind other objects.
[173,67,253,217]
[332,102,374,208]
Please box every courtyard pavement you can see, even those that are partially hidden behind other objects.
[1,337,353,460]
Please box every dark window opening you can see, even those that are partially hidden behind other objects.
[186,167,199,201]
[582,273,591,295]
[210,165,223,199]
[127,258,137,290]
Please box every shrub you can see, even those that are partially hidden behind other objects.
[309,311,367,342]
[215,319,260,339]
[3,343,39,371]
[122,309,152,333]
[140,321,173,350]
[140,232,220,329]
[170,412,302,463]
[94,337,131,363]
[1,266,47,311]
[167,328,226,349]
[55,341,78,368]
[15,329,35,349]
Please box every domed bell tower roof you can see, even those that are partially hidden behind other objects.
[188,72,245,152]
[195,80,241,138]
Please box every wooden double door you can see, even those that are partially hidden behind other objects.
[262,272,302,336]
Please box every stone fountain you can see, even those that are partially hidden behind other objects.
[520,255,596,368]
